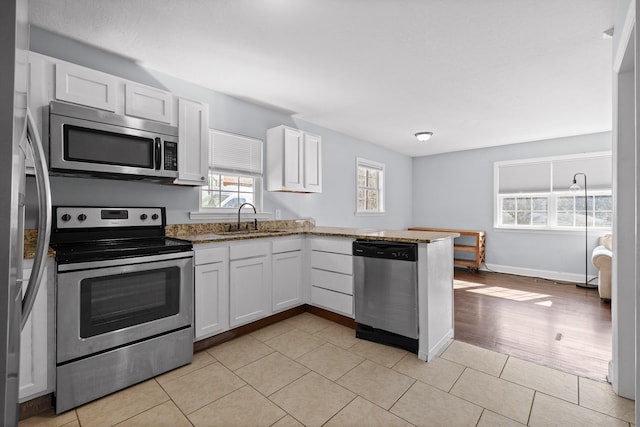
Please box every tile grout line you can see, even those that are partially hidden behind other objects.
[474,408,486,427]
[526,390,537,426]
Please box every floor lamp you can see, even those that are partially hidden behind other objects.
[569,173,596,288]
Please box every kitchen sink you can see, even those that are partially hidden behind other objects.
[215,229,291,235]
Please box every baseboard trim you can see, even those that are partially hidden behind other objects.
[482,263,598,284]
[19,393,53,421]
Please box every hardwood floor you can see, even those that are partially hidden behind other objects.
[453,268,612,382]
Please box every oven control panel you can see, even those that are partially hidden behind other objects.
[55,207,164,228]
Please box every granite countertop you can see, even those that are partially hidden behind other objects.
[309,226,460,243]
[172,223,459,245]
[23,221,459,259]
[24,229,56,260]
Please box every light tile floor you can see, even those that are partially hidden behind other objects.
[20,313,635,427]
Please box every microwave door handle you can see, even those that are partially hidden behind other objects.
[22,108,52,330]
[154,138,162,170]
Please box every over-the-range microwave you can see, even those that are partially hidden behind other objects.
[49,100,179,182]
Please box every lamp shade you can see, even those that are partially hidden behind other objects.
[569,181,581,192]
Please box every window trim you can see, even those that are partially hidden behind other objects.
[192,171,267,220]
[493,151,612,231]
[355,157,385,216]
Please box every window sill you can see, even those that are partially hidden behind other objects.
[354,211,385,217]
[494,225,612,235]
[190,210,272,221]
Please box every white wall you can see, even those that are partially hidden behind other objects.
[611,0,636,404]
[412,132,612,280]
[28,27,413,229]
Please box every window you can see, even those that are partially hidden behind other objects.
[356,158,385,214]
[200,130,263,211]
[495,152,612,230]
[202,174,256,208]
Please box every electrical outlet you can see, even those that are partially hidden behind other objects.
[275,209,281,219]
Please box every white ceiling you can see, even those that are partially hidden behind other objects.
[28,0,615,157]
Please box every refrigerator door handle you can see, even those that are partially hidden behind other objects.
[21,108,51,330]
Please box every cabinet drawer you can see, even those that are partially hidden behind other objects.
[194,246,228,266]
[311,268,352,295]
[272,238,303,254]
[311,286,353,317]
[310,238,352,254]
[230,241,270,260]
[311,251,352,275]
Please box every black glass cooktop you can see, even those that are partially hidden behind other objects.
[52,237,193,264]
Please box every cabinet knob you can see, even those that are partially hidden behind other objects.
[201,176,205,181]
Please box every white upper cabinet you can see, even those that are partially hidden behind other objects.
[55,61,118,112]
[266,125,322,193]
[30,53,212,186]
[303,132,322,192]
[124,83,173,123]
[175,98,209,186]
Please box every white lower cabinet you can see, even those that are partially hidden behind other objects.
[20,259,52,402]
[229,242,272,328]
[272,238,303,312]
[194,247,229,341]
[309,237,354,317]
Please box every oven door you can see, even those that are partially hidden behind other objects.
[56,251,193,363]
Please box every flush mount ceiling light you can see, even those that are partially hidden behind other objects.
[414,132,433,142]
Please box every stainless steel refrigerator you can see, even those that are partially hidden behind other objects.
[1,0,52,424]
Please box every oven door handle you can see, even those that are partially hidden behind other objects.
[57,250,195,272]
[154,138,162,170]
[22,108,52,330]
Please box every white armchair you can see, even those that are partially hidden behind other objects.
[591,234,612,301]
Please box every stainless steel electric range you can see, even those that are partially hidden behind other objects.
[50,206,194,413]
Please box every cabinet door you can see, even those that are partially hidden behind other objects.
[283,127,304,190]
[55,61,117,111]
[125,83,173,124]
[175,98,209,185]
[303,132,322,192]
[19,265,48,401]
[272,251,302,312]
[229,256,271,327]
[194,261,229,340]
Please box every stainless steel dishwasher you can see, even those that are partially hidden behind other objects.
[353,240,419,353]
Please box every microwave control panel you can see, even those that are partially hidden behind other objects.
[164,141,178,171]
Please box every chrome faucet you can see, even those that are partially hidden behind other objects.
[237,202,258,230]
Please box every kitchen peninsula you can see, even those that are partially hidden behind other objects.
[172,221,458,363]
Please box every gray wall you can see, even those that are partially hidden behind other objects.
[412,132,612,279]
[29,27,413,229]
[29,27,613,280]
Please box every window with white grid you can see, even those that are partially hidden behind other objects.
[495,152,612,230]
